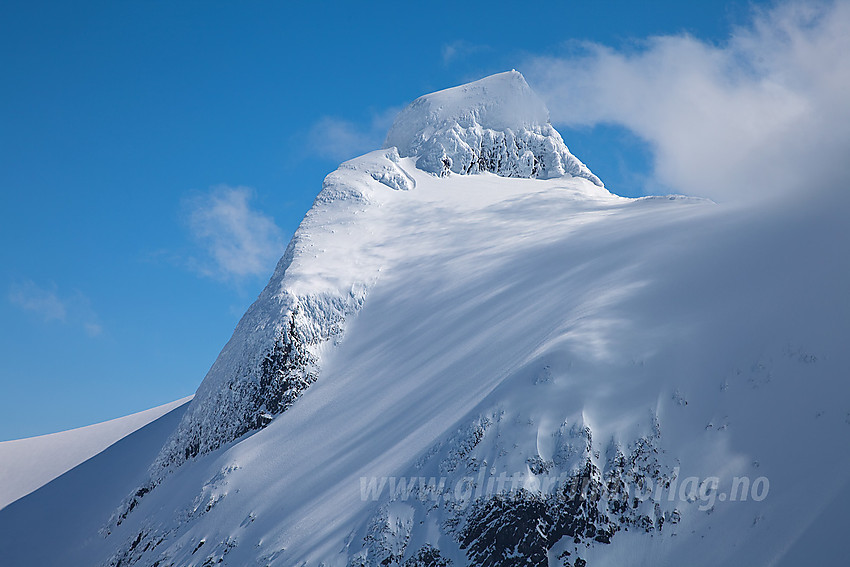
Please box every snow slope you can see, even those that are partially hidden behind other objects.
[0,400,191,565]
[3,71,848,567]
[96,167,848,566]
[0,396,192,510]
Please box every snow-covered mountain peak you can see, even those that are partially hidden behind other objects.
[6,68,849,567]
[124,76,610,493]
[384,70,603,185]
[385,70,547,139]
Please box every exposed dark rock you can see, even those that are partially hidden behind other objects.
[403,544,451,567]
[255,310,317,425]
[459,459,608,567]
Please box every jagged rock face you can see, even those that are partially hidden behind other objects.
[410,122,598,183]
[109,292,357,529]
[384,71,602,186]
[149,290,357,472]
[344,409,678,567]
[157,303,321,467]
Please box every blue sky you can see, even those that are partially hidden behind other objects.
[2,0,847,440]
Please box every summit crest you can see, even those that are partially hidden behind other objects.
[384,70,602,185]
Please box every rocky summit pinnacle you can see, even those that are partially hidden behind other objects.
[384,70,603,185]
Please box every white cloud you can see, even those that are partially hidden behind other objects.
[8,281,66,322]
[84,322,103,337]
[307,107,400,163]
[442,40,488,65]
[525,0,850,203]
[8,281,103,336]
[186,186,286,281]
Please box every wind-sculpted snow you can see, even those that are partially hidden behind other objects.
[385,71,602,185]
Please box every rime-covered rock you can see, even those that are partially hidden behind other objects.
[384,71,602,185]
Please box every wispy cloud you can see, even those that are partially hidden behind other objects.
[8,281,66,322]
[83,322,103,337]
[525,0,850,203]
[442,40,489,65]
[8,280,103,336]
[185,186,286,282]
[306,107,400,163]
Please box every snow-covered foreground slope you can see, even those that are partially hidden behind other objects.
[0,400,190,566]
[0,396,192,510]
[84,169,849,566]
[3,71,848,567]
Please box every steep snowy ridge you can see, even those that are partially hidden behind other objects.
[385,71,602,185]
[146,148,415,476]
[107,147,425,525]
